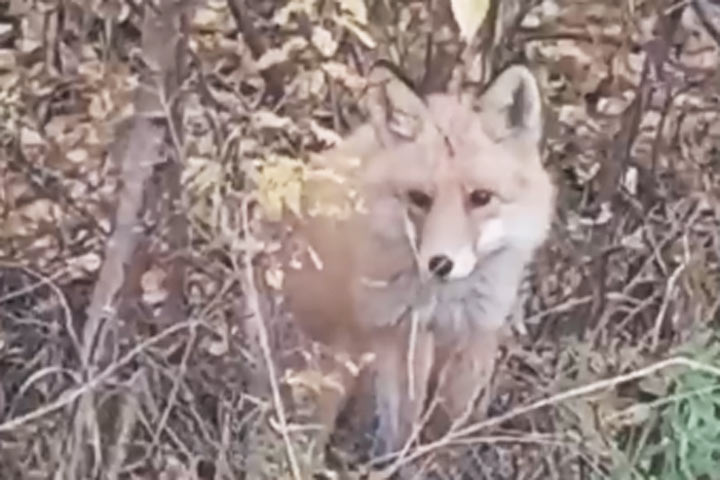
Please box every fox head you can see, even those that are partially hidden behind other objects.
[351,63,556,282]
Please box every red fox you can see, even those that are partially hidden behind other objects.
[273,62,556,456]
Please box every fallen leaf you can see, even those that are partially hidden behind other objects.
[141,266,169,305]
[335,15,377,48]
[450,0,490,41]
[251,156,306,221]
[312,25,338,57]
[66,148,88,164]
[337,0,368,24]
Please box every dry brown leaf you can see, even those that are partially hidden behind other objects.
[66,148,89,164]
[252,110,294,130]
[321,61,366,90]
[20,126,43,147]
[309,120,343,146]
[255,37,307,71]
[141,266,169,305]
[68,252,102,277]
[311,26,338,57]
[5,199,62,236]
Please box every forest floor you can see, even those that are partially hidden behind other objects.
[1,1,720,479]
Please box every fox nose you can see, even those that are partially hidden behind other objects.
[428,255,453,278]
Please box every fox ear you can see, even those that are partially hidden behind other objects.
[476,65,543,143]
[364,62,428,145]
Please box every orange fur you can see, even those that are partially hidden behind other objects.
[272,63,556,458]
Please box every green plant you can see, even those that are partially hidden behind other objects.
[608,333,720,480]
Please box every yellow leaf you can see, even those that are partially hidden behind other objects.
[192,7,223,30]
[450,0,491,41]
[251,156,306,221]
[337,0,368,24]
[183,156,223,193]
[334,15,376,49]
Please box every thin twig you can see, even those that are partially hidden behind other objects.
[692,0,720,49]
[0,320,197,433]
[240,193,303,480]
[377,355,720,476]
[651,231,691,350]
[149,322,198,450]
[0,262,82,358]
[407,310,419,400]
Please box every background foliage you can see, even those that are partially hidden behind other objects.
[0,0,719,478]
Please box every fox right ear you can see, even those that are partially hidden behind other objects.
[363,62,428,146]
[476,65,543,144]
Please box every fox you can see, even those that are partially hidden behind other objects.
[270,62,556,458]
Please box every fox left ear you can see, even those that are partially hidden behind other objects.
[363,61,429,146]
[475,65,543,144]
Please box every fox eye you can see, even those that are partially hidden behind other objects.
[468,189,493,208]
[407,189,433,210]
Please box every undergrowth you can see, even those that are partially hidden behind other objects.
[608,331,720,480]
